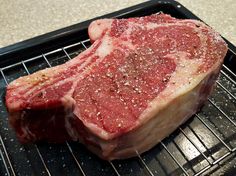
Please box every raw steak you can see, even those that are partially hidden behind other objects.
[6,14,227,160]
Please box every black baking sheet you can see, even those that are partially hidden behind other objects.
[0,1,235,176]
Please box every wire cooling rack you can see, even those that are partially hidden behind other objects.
[0,38,235,176]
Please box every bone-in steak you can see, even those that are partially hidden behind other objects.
[6,14,227,160]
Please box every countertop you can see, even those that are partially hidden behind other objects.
[0,0,235,48]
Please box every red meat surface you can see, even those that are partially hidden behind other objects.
[6,14,227,160]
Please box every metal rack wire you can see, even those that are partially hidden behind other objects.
[0,39,235,176]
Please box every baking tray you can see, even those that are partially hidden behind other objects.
[0,0,236,175]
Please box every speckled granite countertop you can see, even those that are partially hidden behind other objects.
[0,0,235,47]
